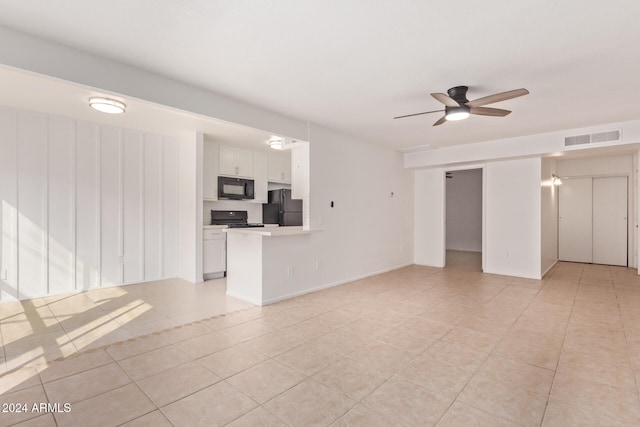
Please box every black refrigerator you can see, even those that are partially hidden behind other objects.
[263,189,303,226]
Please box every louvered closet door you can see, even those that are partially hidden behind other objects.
[558,178,593,263]
[593,177,627,266]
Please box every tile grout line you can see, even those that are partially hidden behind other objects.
[537,267,580,426]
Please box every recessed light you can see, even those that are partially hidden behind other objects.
[89,97,126,114]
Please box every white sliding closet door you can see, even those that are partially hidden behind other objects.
[593,177,627,266]
[558,176,627,266]
[558,178,593,263]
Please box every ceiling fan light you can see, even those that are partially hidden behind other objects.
[445,106,470,121]
[89,97,126,114]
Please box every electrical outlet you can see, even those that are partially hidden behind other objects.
[287,266,293,277]
[315,260,319,270]
[506,251,512,258]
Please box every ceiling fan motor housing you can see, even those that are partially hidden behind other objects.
[447,86,469,104]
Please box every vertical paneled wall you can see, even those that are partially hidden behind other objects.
[0,106,179,301]
[75,121,100,291]
[18,112,48,297]
[48,117,75,295]
[0,110,18,301]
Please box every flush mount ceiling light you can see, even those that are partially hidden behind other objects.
[89,97,126,114]
[267,136,284,150]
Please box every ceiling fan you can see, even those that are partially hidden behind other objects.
[394,86,529,126]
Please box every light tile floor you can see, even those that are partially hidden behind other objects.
[446,250,482,272]
[1,262,640,426]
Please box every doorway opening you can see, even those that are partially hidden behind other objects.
[445,168,483,271]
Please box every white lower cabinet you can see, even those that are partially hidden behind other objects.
[203,230,226,277]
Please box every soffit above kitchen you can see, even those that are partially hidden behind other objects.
[0,66,278,149]
[1,1,640,151]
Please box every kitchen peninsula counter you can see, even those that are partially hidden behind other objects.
[224,226,321,306]
[223,226,318,237]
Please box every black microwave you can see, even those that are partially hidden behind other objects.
[218,176,255,200]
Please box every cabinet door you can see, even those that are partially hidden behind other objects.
[218,145,237,176]
[268,151,291,183]
[235,147,254,178]
[203,236,226,274]
[219,145,253,178]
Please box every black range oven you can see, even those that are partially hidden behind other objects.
[210,210,264,228]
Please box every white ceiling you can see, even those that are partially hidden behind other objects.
[0,1,639,151]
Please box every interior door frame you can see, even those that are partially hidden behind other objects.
[442,164,486,271]
[558,173,633,268]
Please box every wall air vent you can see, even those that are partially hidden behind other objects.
[564,130,621,149]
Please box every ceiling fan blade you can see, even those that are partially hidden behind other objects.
[469,107,511,117]
[466,88,529,107]
[431,93,460,107]
[393,109,444,119]
[433,115,447,126]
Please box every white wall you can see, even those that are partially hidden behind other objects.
[0,106,180,301]
[414,168,445,267]
[446,169,482,252]
[178,132,201,283]
[307,125,414,284]
[541,157,558,276]
[484,158,542,279]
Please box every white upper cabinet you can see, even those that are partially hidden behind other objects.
[268,150,291,183]
[219,145,253,178]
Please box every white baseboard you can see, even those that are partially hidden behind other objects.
[226,290,263,306]
[541,260,558,278]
